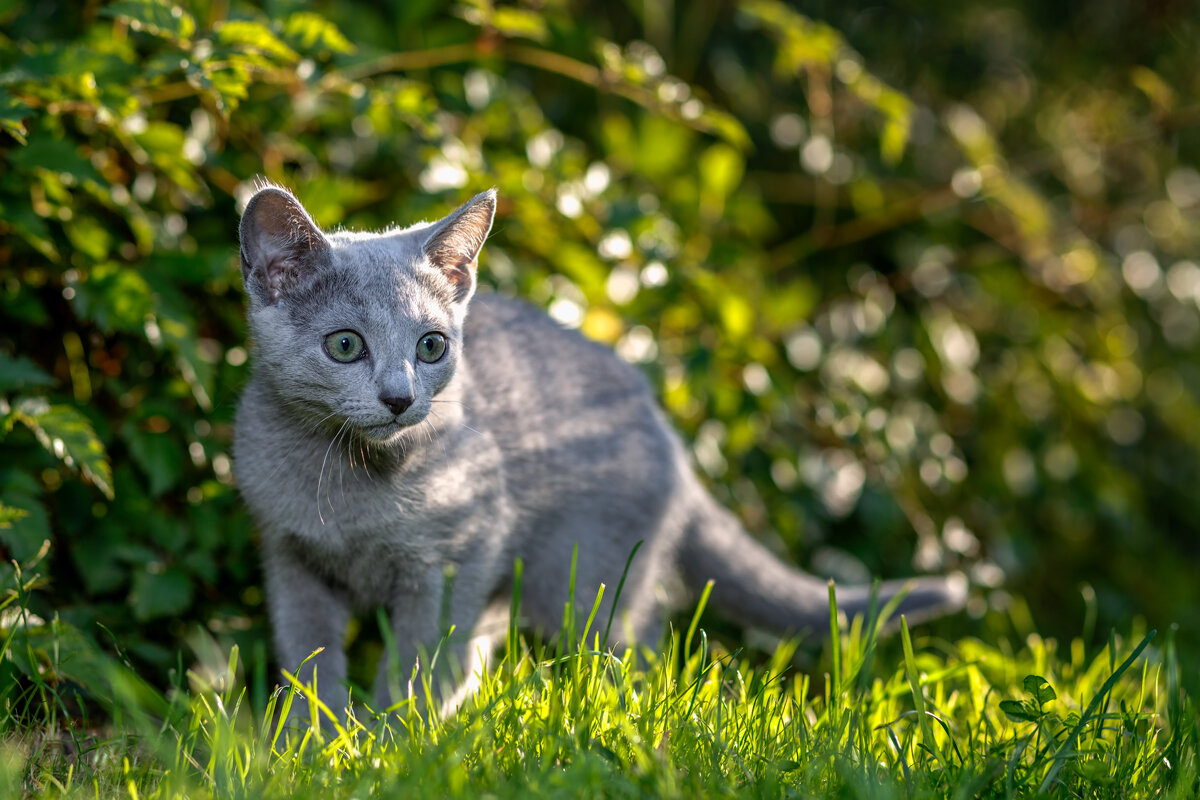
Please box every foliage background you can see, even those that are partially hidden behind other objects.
[1,0,1198,692]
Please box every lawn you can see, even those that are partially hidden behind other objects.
[3,573,1193,799]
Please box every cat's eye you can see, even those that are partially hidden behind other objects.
[416,332,447,363]
[325,330,366,363]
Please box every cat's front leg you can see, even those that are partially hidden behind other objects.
[262,540,352,725]
[374,560,493,718]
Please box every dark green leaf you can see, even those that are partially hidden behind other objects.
[0,469,51,563]
[70,528,128,594]
[999,699,1038,723]
[121,420,184,497]
[0,353,55,393]
[130,566,194,621]
[7,619,170,717]
[8,138,103,185]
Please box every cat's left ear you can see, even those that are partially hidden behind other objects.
[239,185,331,306]
[422,189,496,303]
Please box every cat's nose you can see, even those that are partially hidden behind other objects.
[379,393,414,415]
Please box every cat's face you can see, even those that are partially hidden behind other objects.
[238,186,495,445]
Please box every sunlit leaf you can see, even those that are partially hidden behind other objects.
[70,264,155,334]
[283,12,355,56]
[1024,674,1058,707]
[65,214,115,261]
[101,0,196,44]
[0,87,31,144]
[153,311,214,412]
[134,121,202,192]
[215,20,300,63]
[699,143,744,202]
[879,115,909,166]
[0,502,27,529]
[491,8,548,42]
[7,398,113,499]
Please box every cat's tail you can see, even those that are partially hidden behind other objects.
[677,492,966,634]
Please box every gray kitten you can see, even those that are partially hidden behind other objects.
[233,186,964,718]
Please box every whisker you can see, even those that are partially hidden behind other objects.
[423,415,449,458]
[432,407,484,439]
[317,418,350,524]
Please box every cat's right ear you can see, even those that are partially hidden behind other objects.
[422,189,497,304]
[239,186,331,305]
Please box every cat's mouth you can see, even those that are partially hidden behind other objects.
[359,413,426,442]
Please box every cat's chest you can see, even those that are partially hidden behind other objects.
[236,419,508,561]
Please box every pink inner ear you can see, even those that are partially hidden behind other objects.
[266,254,313,302]
[258,195,320,248]
[445,259,477,288]
[242,187,330,303]
[424,193,495,274]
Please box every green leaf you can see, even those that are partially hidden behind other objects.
[0,354,54,393]
[154,311,214,411]
[0,87,32,144]
[64,214,115,261]
[70,528,128,594]
[101,0,196,43]
[133,121,201,192]
[999,699,1038,723]
[130,566,193,621]
[214,20,299,63]
[9,398,113,499]
[70,263,154,334]
[121,420,184,497]
[699,143,744,202]
[0,502,27,528]
[0,469,51,563]
[7,619,170,717]
[491,8,548,42]
[282,12,355,56]
[880,114,909,166]
[1023,674,1057,708]
[8,138,104,185]
[6,206,60,261]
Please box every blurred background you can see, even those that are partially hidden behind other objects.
[1,0,1198,689]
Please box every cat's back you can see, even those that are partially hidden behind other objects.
[464,291,654,413]
[462,291,679,502]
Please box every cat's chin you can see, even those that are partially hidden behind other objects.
[358,417,425,445]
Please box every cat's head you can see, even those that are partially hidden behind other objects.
[238,184,495,444]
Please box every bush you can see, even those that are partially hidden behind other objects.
[1,0,1198,696]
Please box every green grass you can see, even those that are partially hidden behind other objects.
[1,568,1196,798]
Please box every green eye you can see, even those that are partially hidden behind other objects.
[416,332,447,363]
[325,330,366,362]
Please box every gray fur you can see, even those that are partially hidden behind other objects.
[233,186,965,718]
